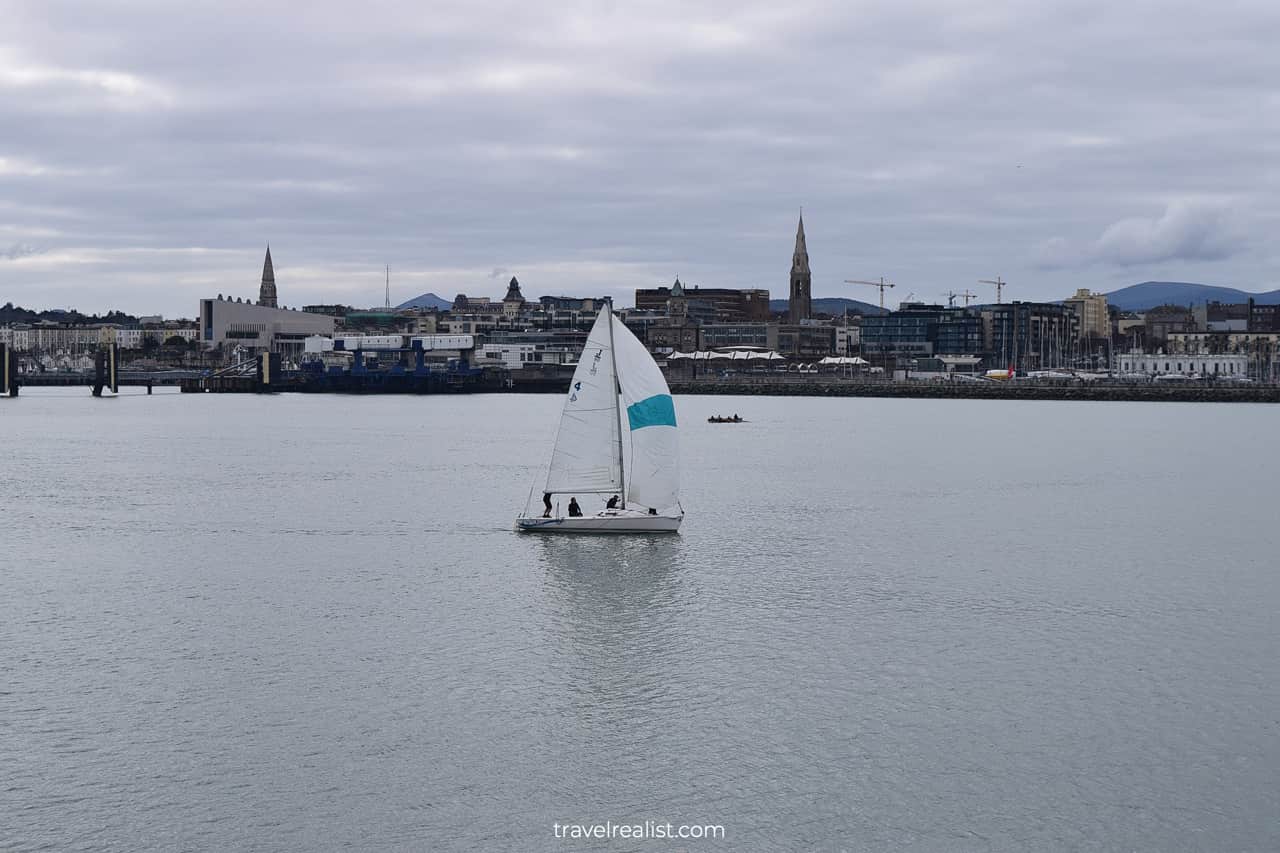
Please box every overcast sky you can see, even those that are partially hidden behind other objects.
[2,0,1278,317]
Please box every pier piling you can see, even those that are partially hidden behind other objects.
[256,352,281,392]
[91,344,120,397]
[1,343,16,397]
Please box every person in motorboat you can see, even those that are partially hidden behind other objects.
[606,495,619,509]
[568,497,582,517]
[542,492,553,518]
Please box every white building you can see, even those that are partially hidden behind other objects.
[11,324,110,354]
[835,323,861,356]
[112,328,144,349]
[1117,352,1249,377]
[478,342,577,368]
[2,324,113,353]
[0,326,28,350]
[100,325,200,349]
[1167,331,1280,381]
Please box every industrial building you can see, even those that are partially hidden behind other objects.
[634,281,771,323]
[198,248,337,354]
[199,297,337,355]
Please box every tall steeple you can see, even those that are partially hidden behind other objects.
[258,245,278,308]
[788,212,811,323]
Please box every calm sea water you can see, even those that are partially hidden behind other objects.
[2,389,1277,852]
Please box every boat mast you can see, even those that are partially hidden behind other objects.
[604,298,626,509]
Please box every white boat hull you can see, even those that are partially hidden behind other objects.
[515,510,682,534]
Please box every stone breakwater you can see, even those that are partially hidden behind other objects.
[665,378,1280,403]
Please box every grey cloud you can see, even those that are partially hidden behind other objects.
[1093,201,1242,266]
[1034,201,1246,270]
[1,0,1279,315]
[2,242,43,260]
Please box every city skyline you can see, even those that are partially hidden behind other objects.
[3,1,1279,317]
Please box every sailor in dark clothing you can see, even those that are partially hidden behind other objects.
[542,492,553,518]
[568,497,582,517]
[606,495,619,509]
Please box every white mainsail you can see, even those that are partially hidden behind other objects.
[544,307,623,495]
[611,314,680,511]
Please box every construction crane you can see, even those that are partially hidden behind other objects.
[979,276,1007,304]
[946,289,981,307]
[845,277,895,310]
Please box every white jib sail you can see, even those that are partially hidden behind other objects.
[611,314,680,511]
[544,307,623,495]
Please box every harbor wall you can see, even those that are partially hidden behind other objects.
[664,377,1280,403]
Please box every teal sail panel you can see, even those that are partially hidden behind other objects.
[626,394,677,430]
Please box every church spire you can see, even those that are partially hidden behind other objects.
[258,245,278,308]
[788,211,811,323]
[792,212,810,275]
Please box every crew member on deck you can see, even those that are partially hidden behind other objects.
[542,492,553,518]
[606,495,619,509]
[568,497,582,517]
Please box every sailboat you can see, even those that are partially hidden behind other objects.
[515,302,682,533]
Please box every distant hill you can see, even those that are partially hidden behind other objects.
[1105,281,1280,311]
[396,292,452,311]
[768,297,887,317]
